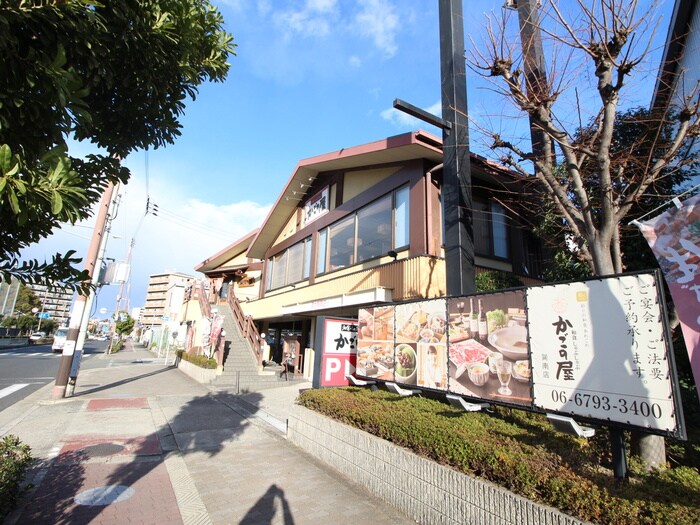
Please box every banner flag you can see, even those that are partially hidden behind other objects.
[637,194,700,401]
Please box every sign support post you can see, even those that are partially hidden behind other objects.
[610,428,629,481]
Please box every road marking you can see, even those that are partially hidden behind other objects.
[0,383,30,400]
[0,352,58,357]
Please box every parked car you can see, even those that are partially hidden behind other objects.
[52,327,69,353]
[29,331,46,344]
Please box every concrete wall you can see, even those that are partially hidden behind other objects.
[288,408,589,525]
[177,358,217,384]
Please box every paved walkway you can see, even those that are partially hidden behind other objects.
[0,341,415,525]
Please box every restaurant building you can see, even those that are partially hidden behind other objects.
[190,130,545,384]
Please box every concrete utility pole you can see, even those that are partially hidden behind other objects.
[439,0,475,296]
[512,0,550,159]
[53,182,116,399]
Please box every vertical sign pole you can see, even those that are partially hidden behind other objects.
[439,0,475,296]
[610,428,629,481]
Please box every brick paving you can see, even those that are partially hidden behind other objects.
[21,460,182,525]
[2,343,416,525]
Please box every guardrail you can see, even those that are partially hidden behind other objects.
[0,337,31,347]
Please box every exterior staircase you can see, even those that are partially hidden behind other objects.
[211,303,306,392]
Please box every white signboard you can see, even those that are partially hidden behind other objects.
[303,187,329,226]
[323,318,358,354]
[528,273,678,432]
[315,317,359,388]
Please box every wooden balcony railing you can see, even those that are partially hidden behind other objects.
[227,293,262,366]
[197,282,211,319]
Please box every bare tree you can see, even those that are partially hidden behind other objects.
[469,0,700,471]
[470,0,699,274]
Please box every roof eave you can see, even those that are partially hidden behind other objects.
[247,130,443,259]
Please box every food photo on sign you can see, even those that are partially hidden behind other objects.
[446,291,532,407]
[393,300,446,386]
[357,307,396,381]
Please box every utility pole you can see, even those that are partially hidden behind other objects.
[52,182,116,399]
[510,0,550,160]
[393,0,475,296]
[439,0,475,296]
[108,237,133,354]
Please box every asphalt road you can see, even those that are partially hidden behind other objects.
[0,340,107,412]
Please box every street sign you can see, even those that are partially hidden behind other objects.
[38,312,51,319]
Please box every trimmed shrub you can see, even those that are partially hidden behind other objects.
[0,435,32,521]
[298,387,700,525]
[179,351,217,369]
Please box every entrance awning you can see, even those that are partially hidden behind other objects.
[280,287,393,316]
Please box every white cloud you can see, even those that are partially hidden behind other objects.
[20,171,271,311]
[307,0,336,12]
[354,0,400,58]
[273,0,339,38]
[349,55,362,68]
[381,100,442,129]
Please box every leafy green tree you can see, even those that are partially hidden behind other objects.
[0,316,16,329]
[115,312,135,338]
[16,314,37,334]
[13,285,41,316]
[0,1,234,291]
[41,319,58,334]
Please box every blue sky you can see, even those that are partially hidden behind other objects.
[21,0,673,320]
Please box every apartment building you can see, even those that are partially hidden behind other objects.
[27,283,74,327]
[139,271,194,327]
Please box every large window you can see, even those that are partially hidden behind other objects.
[394,185,410,248]
[328,215,355,270]
[270,251,288,290]
[317,185,410,274]
[266,237,312,290]
[356,195,392,262]
[473,198,509,259]
[316,229,327,274]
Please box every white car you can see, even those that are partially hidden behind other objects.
[52,327,69,353]
[29,331,46,344]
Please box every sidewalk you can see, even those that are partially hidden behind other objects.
[0,341,416,525]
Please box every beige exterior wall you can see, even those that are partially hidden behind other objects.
[273,210,300,246]
[342,166,400,203]
[233,269,261,301]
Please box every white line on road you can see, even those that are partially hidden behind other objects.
[0,383,30,400]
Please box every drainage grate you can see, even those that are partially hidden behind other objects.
[80,443,125,457]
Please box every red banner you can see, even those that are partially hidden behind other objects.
[637,194,700,401]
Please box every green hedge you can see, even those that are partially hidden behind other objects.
[176,350,217,369]
[0,435,32,521]
[298,388,700,525]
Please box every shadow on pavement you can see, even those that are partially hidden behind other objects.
[239,484,295,525]
[19,389,281,524]
[71,366,176,396]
